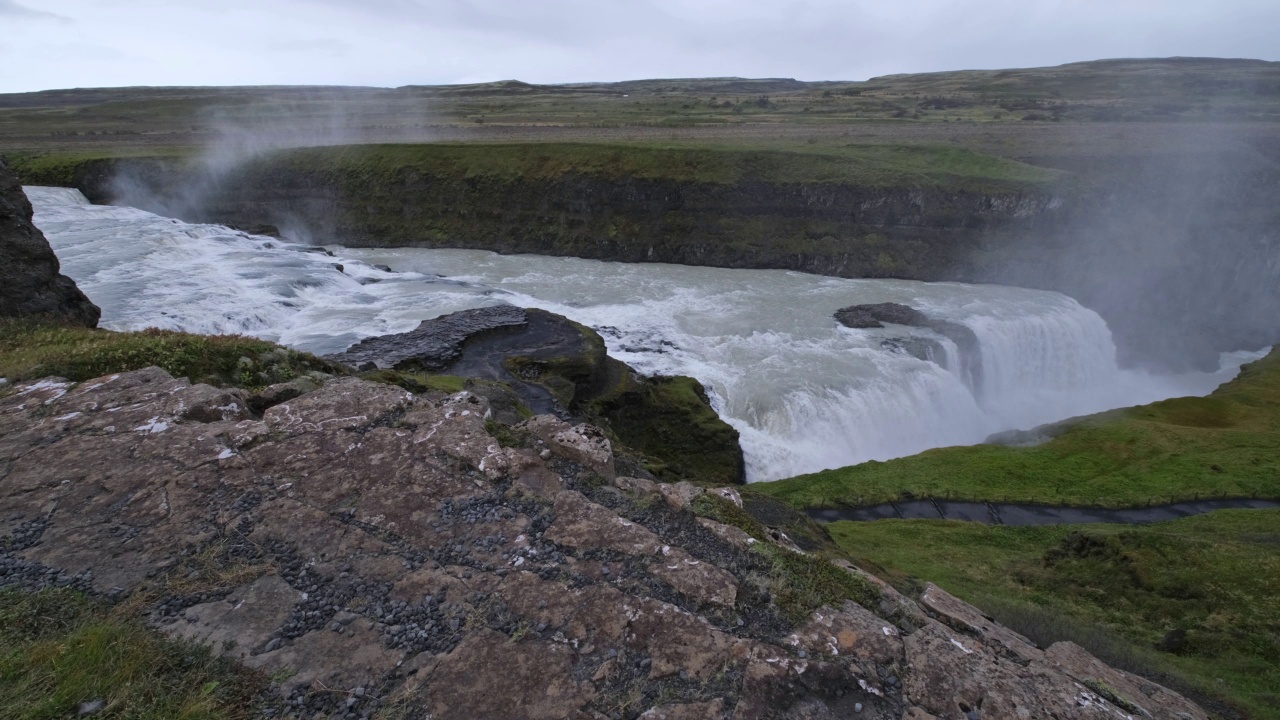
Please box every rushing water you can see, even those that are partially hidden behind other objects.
[27,186,1266,482]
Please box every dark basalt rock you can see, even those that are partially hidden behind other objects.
[837,302,983,392]
[0,156,100,327]
[835,302,932,330]
[329,305,528,372]
[880,337,949,366]
[328,305,745,485]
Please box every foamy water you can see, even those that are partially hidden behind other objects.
[28,186,1266,482]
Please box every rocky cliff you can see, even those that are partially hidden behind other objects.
[20,147,1062,285]
[0,156,100,326]
[0,367,1212,719]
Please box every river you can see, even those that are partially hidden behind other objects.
[26,186,1265,482]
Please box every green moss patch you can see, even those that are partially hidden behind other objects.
[590,375,745,486]
[357,369,466,395]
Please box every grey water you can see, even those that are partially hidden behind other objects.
[26,186,1267,482]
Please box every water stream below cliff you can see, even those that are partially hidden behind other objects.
[27,186,1266,482]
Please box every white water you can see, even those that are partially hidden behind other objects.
[27,186,1266,482]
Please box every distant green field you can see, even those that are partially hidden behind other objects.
[830,509,1280,719]
[269,141,1066,190]
[755,348,1280,509]
[9,139,1069,197]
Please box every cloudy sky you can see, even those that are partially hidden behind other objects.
[1,0,1277,93]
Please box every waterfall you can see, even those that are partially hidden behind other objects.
[28,186,1262,483]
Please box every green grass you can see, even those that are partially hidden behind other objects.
[10,139,1067,196]
[356,368,467,395]
[2,59,1278,159]
[756,348,1280,509]
[0,590,261,720]
[277,141,1064,190]
[0,318,342,390]
[759,544,881,624]
[828,509,1280,719]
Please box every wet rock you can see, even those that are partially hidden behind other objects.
[0,157,100,326]
[329,305,529,371]
[834,302,982,391]
[835,302,931,329]
[332,305,744,485]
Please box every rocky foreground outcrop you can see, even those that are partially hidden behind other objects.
[333,305,745,486]
[0,156,100,326]
[1,368,1209,719]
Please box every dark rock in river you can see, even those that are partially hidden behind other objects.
[329,305,745,485]
[229,223,282,238]
[331,305,528,371]
[837,302,983,391]
[880,337,949,366]
[835,302,931,329]
[0,156,100,327]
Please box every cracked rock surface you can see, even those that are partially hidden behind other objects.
[1,368,1209,720]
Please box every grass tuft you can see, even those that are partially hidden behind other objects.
[0,318,342,390]
[0,589,262,720]
[760,546,881,625]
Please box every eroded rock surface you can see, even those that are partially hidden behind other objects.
[0,157,100,326]
[0,368,1209,719]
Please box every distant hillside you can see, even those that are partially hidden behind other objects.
[2,57,1279,157]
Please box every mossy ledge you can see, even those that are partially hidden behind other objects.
[332,306,746,486]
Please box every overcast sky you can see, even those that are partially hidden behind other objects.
[1,0,1277,93]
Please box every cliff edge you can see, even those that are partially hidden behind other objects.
[0,156,100,327]
[0,367,1211,719]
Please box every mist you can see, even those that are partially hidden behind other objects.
[983,120,1280,371]
[109,88,438,239]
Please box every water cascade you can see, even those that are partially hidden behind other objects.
[28,186,1265,482]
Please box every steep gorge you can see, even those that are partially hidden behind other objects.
[12,141,1280,371]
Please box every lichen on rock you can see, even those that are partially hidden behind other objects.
[0,366,1213,719]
